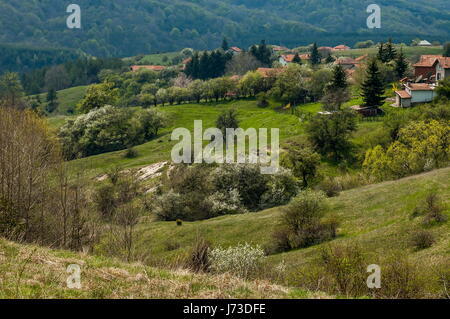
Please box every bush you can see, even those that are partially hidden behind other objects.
[124,147,139,158]
[256,92,269,107]
[261,168,299,208]
[410,230,435,250]
[209,243,265,279]
[412,192,447,225]
[188,237,211,273]
[59,106,166,160]
[274,190,338,251]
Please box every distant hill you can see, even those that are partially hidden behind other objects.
[0,0,449,57]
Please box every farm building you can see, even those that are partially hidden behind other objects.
[395,83,437,108]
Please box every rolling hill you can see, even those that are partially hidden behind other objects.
[0,0,449,57]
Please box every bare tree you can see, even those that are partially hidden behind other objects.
[226,53,263,76]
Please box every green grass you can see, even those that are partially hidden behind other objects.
[0,237,327,299]
[334,45,443,59]
[136,52,181,66]
[130,167,450,275]
[31,85,88,115]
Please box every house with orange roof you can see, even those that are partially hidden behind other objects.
[279,54,310,66]
[413,55,450,81]
[228,47,242,55]
[395,83,437,108]
[333,45,351,51]
[130,65,166,72]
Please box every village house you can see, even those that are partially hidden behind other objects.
[417,40,432,47]
[271,45,289,53]
[227,47,242,55]
[279,54,310,66]
[332,45,351,51]
[413,55,450,81]
[130,65,166,72]
[395,83,437,108]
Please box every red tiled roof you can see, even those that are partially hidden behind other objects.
[413,55,442,67]
[319,46,333,50]
[395,90,411,99]
[333,45,350,51]
[230,47,242,52]
[131,65,166,72]
[437,57,450,69]
[336,57,356,65]
[407,83,435,91]
[281,54,296,62]
[299,54,311,60]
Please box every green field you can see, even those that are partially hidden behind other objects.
[129,167,450,281]
[33,85,88,115]
[334,45,443,60]
[130,52,181,66]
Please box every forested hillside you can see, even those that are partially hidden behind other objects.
[0,0,448,57]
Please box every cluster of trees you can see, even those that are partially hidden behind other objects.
[0,107,99,250]
[184,50,233,79]
[364,120,450,182]
[20,57,125,95]
[153,163,299,221]
[58,106,166,160]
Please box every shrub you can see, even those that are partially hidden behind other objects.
[275,190,338,251]
[58,106,166,160]
[124,147,138,159]
[261,168,299,208]
[410,230,435,250]
[318,244,368,297]
[153,191,187,221]
[412,192,447,225]
[256,92,269,107]
[189,237,211,273]
[209,243,265,279]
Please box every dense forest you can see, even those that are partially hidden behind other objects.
[0,0,448,58]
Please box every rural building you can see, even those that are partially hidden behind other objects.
[417,40,432,47]
[413,55,450,81]
[130,65,166,72]
[228,47,242,55]
[334,57,357,70]
[395,83,437,107]
[333,45,351,51]
[279,54,310,66]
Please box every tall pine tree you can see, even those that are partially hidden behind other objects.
[292,53,302,64]
[221,37,229,51]
[361,59,385,108]
[384,38,397,62]
[310,43,321,65]
[395,48,408,79]
[331,65,347,89]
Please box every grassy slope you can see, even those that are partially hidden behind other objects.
[334,46,443,59]
[33,85,88,116]
[0,237,330,299]
[133,168,450,271]
[64,95,395,179]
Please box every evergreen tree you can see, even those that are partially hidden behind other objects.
[325,54,335,64]
[443,42,450,57]
[384,38,397,62]
[331,65,348,89]
[361,59,386,108]
[292,53,302,64]
[310,43,321,65]
[250,40,272,66]
[46,88,58,113]
[377,42,386,62]
[222,37,229,51]
[395,48,408,79]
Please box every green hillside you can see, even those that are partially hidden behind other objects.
[0,0,449,57]
[125,167,450,286]
[33,85,88,115]
[0,238,324,299]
